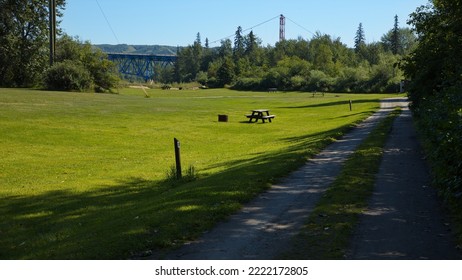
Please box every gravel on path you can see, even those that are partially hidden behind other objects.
[163,98,407,260]
[346,102,461,259]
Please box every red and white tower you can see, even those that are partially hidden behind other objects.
[279,14,285,42]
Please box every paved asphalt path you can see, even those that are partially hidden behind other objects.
[346,102,461,259]
[162,98,409,260]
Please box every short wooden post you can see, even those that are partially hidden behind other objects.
[349,100,353,111]
[174,138,182,179]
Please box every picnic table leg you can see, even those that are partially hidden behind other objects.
[249,113,254,123]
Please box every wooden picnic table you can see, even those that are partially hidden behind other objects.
[246,109,276,123]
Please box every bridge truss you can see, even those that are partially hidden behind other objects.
[107,53,177,81]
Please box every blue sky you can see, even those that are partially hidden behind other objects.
[60,0,429,48]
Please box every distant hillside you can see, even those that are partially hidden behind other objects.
[94,44,179,55]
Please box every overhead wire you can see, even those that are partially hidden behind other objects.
[208,15,315,45]
[95,0,120,44]
[91,4,313,47]
[209,15,280,45]
[285,16,315,37]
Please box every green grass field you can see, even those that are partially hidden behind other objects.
[0,87,396,259]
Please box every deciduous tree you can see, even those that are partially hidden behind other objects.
[0,0,66,87]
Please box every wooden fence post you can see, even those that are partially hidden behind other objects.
[174,138,182,179]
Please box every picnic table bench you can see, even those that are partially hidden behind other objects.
[246,109,276,123]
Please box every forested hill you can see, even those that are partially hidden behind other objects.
[94,44,178,55]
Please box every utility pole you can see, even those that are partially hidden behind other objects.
[49,0,56,66]
[279,14,285,42]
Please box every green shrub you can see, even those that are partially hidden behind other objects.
[336,67,369,93]
[306,70,334,92]
[415,85,462,202]
[44,60,92,91]
[232,77,264,91]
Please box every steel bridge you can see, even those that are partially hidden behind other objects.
[106,53,177,81]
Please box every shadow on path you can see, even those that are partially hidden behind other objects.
[346,105,461,260]
[163,98,408,260]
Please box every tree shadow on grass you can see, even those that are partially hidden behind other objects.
[326,111,376,120]
[0,178,212,259]
[0,123,357,260]
[277,99,380,109]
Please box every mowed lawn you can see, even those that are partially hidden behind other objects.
[0,88,394,259]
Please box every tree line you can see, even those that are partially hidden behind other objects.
[161,17,417,93]
[1,1,417,94]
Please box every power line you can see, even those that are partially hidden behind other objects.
[95,0,120,44]
[285,16,315,37]
[209,15,280,45]
[208,15,315,46]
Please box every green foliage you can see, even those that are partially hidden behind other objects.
[44,60,92,91]
[233,26,245,60]
[402,0,462,197]
[402,0,462,240]
[45,35,119,92]
[0,1,118,92]
[415,87,462,202]
[307,70,334,92]
[381,27,417,56]
[336,66,369,93]
[0,0,66,87]
[177,25,411,93]
[402,0,462,105]
[391,15,400,55]
[216,56,235,87]
[165,165,199,184]
[354,23,366,53]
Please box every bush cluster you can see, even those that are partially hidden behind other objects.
[413,86,462,202]
[232,65,402,93]
[161,28,415,93]
[402,0,462,205]
[44,61,92,91]
[44,35,119,92]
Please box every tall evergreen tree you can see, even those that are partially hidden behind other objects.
[391,15,400,55]
[217,56,235,86]
[354,23,366,53]
[233,26,245,60]
[245,31,258,55]
[381,27,417,55]
[195,32,202,46]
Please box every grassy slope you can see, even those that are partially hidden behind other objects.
[0,88,394,259]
